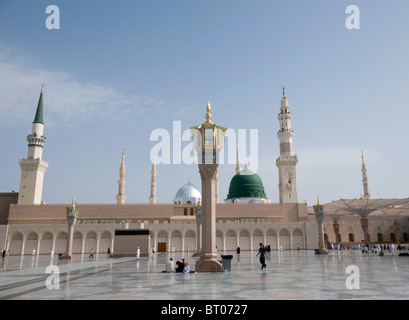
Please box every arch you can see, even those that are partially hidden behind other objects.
[157,230,168,252]
[253,229,264,250]
[73,231,83,254]
[99,231,112,254]
[157,230,168,239]
[101,231,112,239]
[39,231,53,254]
[184,229,196,252]
[9,232,23,255]
[85,231,97,254]
[25,232,39,255]
[216,229,224,251]
[239,229,250,251]
[226,229,237,251]
[170,230,182,252]
[279,228,291,249]
[292,228,304,249]
[266,229,278,250]
[86,231,97,239]
[11,232,23,240]
[55,231,68,254]
[74,231,83,239]
[42,232,53,240]
[26,232,38,240]
[57,232,67,239]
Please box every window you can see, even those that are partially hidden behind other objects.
[390,233,397,242]
[190,208,194,216]
[377,233,383,242]
[348,233,355,242]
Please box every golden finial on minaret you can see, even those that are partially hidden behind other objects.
[41,83,45,93]
[282,86,286,98]
[205,100,212,123]
[317,196,320,205]
[72,197,75,206]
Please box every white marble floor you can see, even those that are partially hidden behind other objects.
[0,249,408,300]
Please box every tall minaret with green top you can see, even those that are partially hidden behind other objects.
[18,84,49,204]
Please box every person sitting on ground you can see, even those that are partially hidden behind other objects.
[176,259,185,272]
[166,258,176,273]
[183,262,191,274]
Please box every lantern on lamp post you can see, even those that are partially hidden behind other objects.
[62,197,79,259]
[313,197,328,254]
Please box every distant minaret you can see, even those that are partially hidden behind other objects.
[116,149,126,205]
[276,87,298,203]
[361,150,371,199]
[149,153,157,204]
[235,149,240,174]
[18,84,49,205]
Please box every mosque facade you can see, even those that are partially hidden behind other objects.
[1,87,408,256]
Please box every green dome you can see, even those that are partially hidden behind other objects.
[226,167,267,200]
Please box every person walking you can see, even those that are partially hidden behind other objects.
[136,247,140,260]
[256,243,268,270]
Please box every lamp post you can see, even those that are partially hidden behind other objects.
[313,197,328,254]
[195,198,202,255]
[392,221,400,244]
[191,101,226,272]
[333,222,340,243]
[360,217,369,244]
[62,197,79,259]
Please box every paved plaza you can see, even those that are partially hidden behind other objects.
[0,249,408,300]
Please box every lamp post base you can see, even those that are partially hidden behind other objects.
[195,258,223,272]
[61,254,73,260]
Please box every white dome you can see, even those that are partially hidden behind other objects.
[174,181,201,205]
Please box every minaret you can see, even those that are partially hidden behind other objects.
[276,87,298,203]
[149,153,157,204]
[18,84,49,204]
[235,149,240,174]
[361,150,371,199]
[116,149,126,205]
[215,171,220,203]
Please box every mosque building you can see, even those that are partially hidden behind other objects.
[0,86,408,256]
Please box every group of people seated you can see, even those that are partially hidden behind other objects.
[164,258,194,273]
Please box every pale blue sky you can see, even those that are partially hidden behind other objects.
[1,0,409,205]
